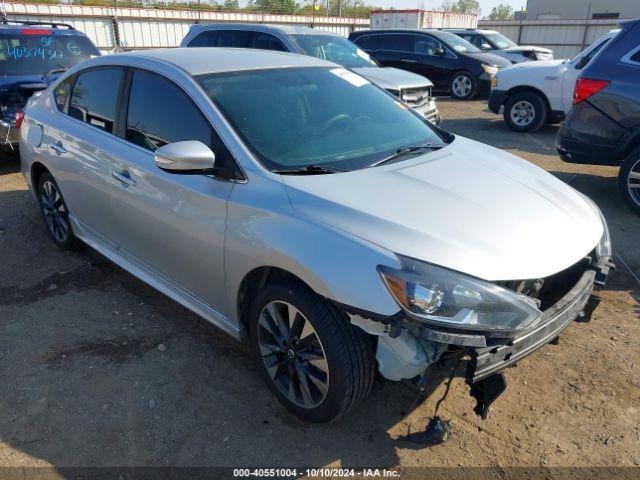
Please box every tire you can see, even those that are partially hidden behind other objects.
[618,146,640,215]
[248,278,375,423]
[449,71,477,100]
[37,172,79,250]
[504,91,548,132]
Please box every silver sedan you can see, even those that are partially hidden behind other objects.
[20,48,612,423]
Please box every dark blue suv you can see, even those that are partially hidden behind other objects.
[556,18,640,214]
[1,19,100,150]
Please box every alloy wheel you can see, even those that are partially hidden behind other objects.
[510,100,536,127]
[40,180,70,243]
[257,300,329,409]
[452,75,472,98]
[627,158,640,206]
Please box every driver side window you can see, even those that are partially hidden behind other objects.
[415,36,440,55]
[125,70,238,176]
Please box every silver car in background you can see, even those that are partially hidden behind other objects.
[20,48,612,423]
[180,24,441,124]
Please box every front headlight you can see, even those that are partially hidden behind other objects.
[378,256,542,334]
[386,89,400,99]
[482,64,499,76]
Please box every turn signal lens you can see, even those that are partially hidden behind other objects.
[573,78,610,105]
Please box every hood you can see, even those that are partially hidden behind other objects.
[466,51,512,68]
[352,67,434,90]
[502,59,564,70]
[503,46,553,55]
[282,136,603,281]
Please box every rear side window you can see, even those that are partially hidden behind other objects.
[251,32,287,51]
[629,49,640,64]
[68,68,123,133]
[125,70,212,151]
[188,31,217,47]
[378,34,414,53]
[216,30,251,48]
[352,34,377,51]
[54,75,75,113]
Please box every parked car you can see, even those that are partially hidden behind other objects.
[181,24,440,124]
[349,29,511,100]
[20,48,612,423]
[488,30,619,132]
[444,28,554,63]
[557,18,640,215]
[0,20,100,151]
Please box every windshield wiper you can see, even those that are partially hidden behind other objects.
[368,143,445,168]
[272,164,347,175]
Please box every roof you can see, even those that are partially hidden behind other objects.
[94,47,334,76]
[0,20,81,34]
[188,23,339,37]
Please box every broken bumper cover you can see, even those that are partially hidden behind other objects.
[468,268,599,383]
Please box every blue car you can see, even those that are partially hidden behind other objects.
[1,19,100,150]
[556,18,640,214]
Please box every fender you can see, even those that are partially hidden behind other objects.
[223,174,401,324]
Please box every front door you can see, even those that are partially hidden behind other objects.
[108,69,234,314]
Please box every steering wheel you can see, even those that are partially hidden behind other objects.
[320,114,352,135]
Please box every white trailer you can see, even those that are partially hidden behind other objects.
[370,9,478,30]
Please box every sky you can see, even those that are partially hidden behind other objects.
[367,0,527,17]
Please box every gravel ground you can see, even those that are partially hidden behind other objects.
[0,99,639,473]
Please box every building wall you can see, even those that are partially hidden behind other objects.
[525,0,640,20]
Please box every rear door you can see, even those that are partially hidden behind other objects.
[43,66,124,244]
[108,68,234,312]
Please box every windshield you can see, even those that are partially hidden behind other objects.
[289,34,377,69]
[437,31,480,54]
[484,32,517,50]
[196,67,446,172]
[0,33,99,76]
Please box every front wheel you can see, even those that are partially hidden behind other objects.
[248,279,375,423]
[504,91,548,132]
[449,71,477,100]
[619,146,640,215]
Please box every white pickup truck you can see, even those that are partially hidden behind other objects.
[488,30,618,132]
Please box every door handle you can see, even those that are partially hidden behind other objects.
[112,170,137,187]
[401,59,418,63]
[49,142,67,154]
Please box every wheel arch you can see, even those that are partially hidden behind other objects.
[505,85,552,114]
[30,161,50,194]
[236,266,312,332]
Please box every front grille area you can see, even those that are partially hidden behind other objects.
[401,86,431,107]
[497,256,592,311]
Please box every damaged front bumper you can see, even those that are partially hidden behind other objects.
[341,252,614,418]
[469,267,600,383]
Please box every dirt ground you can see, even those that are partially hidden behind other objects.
[1,99,639,473]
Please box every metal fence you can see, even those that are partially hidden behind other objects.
[2,2,370,51]
[477,18,621,58]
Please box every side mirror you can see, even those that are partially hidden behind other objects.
[154,140,216,174]
[434,48,445,57]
